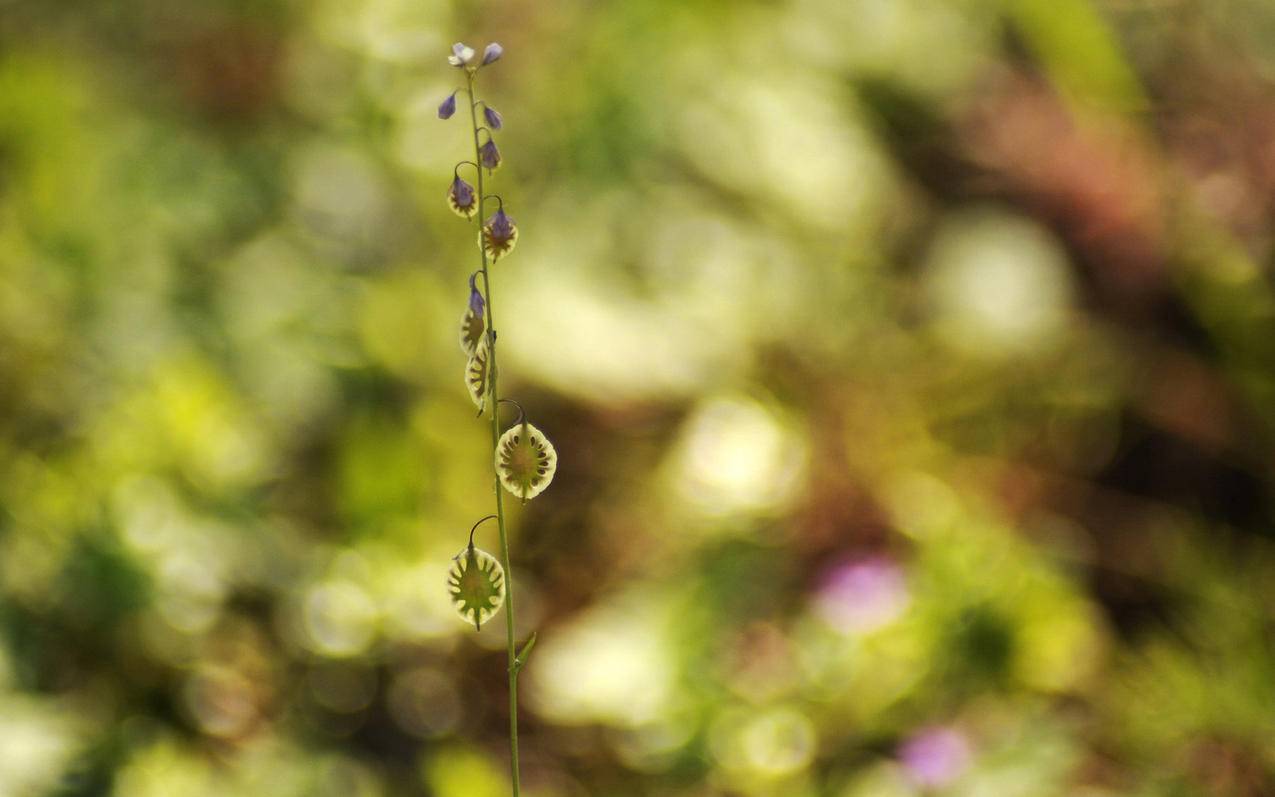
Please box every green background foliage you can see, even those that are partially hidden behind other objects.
[2,1,1275,795]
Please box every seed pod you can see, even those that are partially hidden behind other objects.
[480,208,518,262]
[495,420,557,502]
[465,339,490,412]
[460,307,485,356]
[447,544,505,630]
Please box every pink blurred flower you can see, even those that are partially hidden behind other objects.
[812,555,908,633]
[898,726,971,788]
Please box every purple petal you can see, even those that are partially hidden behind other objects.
[450,176,475,206]
[468,274,486,315]
[479,139,501,170]
[490,209,515,239]
[482,43,503,65]
[483,105,503,130]
[438,92,457,119]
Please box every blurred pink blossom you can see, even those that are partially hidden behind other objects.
[898,726,971,788]
[812,555,909,633]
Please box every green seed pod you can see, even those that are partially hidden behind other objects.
[465,339,490,412]
[447,544,505,630]
[460,307,485,356]
[495,420,557,503]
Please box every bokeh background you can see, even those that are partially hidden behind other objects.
[3,0,1275,795]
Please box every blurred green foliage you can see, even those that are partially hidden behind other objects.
[2,1,1275,796]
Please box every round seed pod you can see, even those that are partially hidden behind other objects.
[447,544,505,630]
[495,421,557,502]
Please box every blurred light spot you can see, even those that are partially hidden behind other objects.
[503,251,732,403]
[610,717,696,773]
[114,475,183,553]
[291,143,395,261]
[711,706,816,778]
[396,86,473,172]
[924,210,1074,356]
[382,559,459,640]
[303,580,379,657]
[423,746,505,797]
[0,698,82,797]
[884,471,960,538]
[722,622,800,702]
[182,665,258,739]
[387,667,460,738]
[310,663,377,714]
[527,590,674,727]
[671,397,807,518]
[311,757,384,797]
[834,760,913,797]
[813,556,909,634]
[111,738,212,797]
[794,0,988,98]
[898,726,971,788]
[675,70,880,232]
[156,550,226,633]
[355,0,446,62]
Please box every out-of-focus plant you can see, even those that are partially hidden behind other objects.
[438,40,554,797]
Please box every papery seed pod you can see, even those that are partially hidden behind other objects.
[461,273,487,354]
[447,544,505,630]
[460,273,486,356]
[481,43,503,66]
[460,308,485,356]
[479,138,502,172]
[495,420,557,502]
[480,208,518,261]
[483,105,503,130]
[465,338,491,411]
[438,92,457,119]
[448,175,478,219]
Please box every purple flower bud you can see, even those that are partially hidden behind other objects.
[438,92,457,119]
[483,104,503,130]
[480,208,518,261]
[479,138,502,172]
[481,43,503,65]
[468,273,486,316]
[447,175,478,219]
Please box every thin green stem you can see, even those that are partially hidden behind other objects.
[467,70,521,797]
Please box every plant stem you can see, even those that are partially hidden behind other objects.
[467,70,521,797]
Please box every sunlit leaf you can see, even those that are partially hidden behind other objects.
[495,420,557,502]
[447,545,505,630]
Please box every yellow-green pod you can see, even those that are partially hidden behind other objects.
[447,544,505,631]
